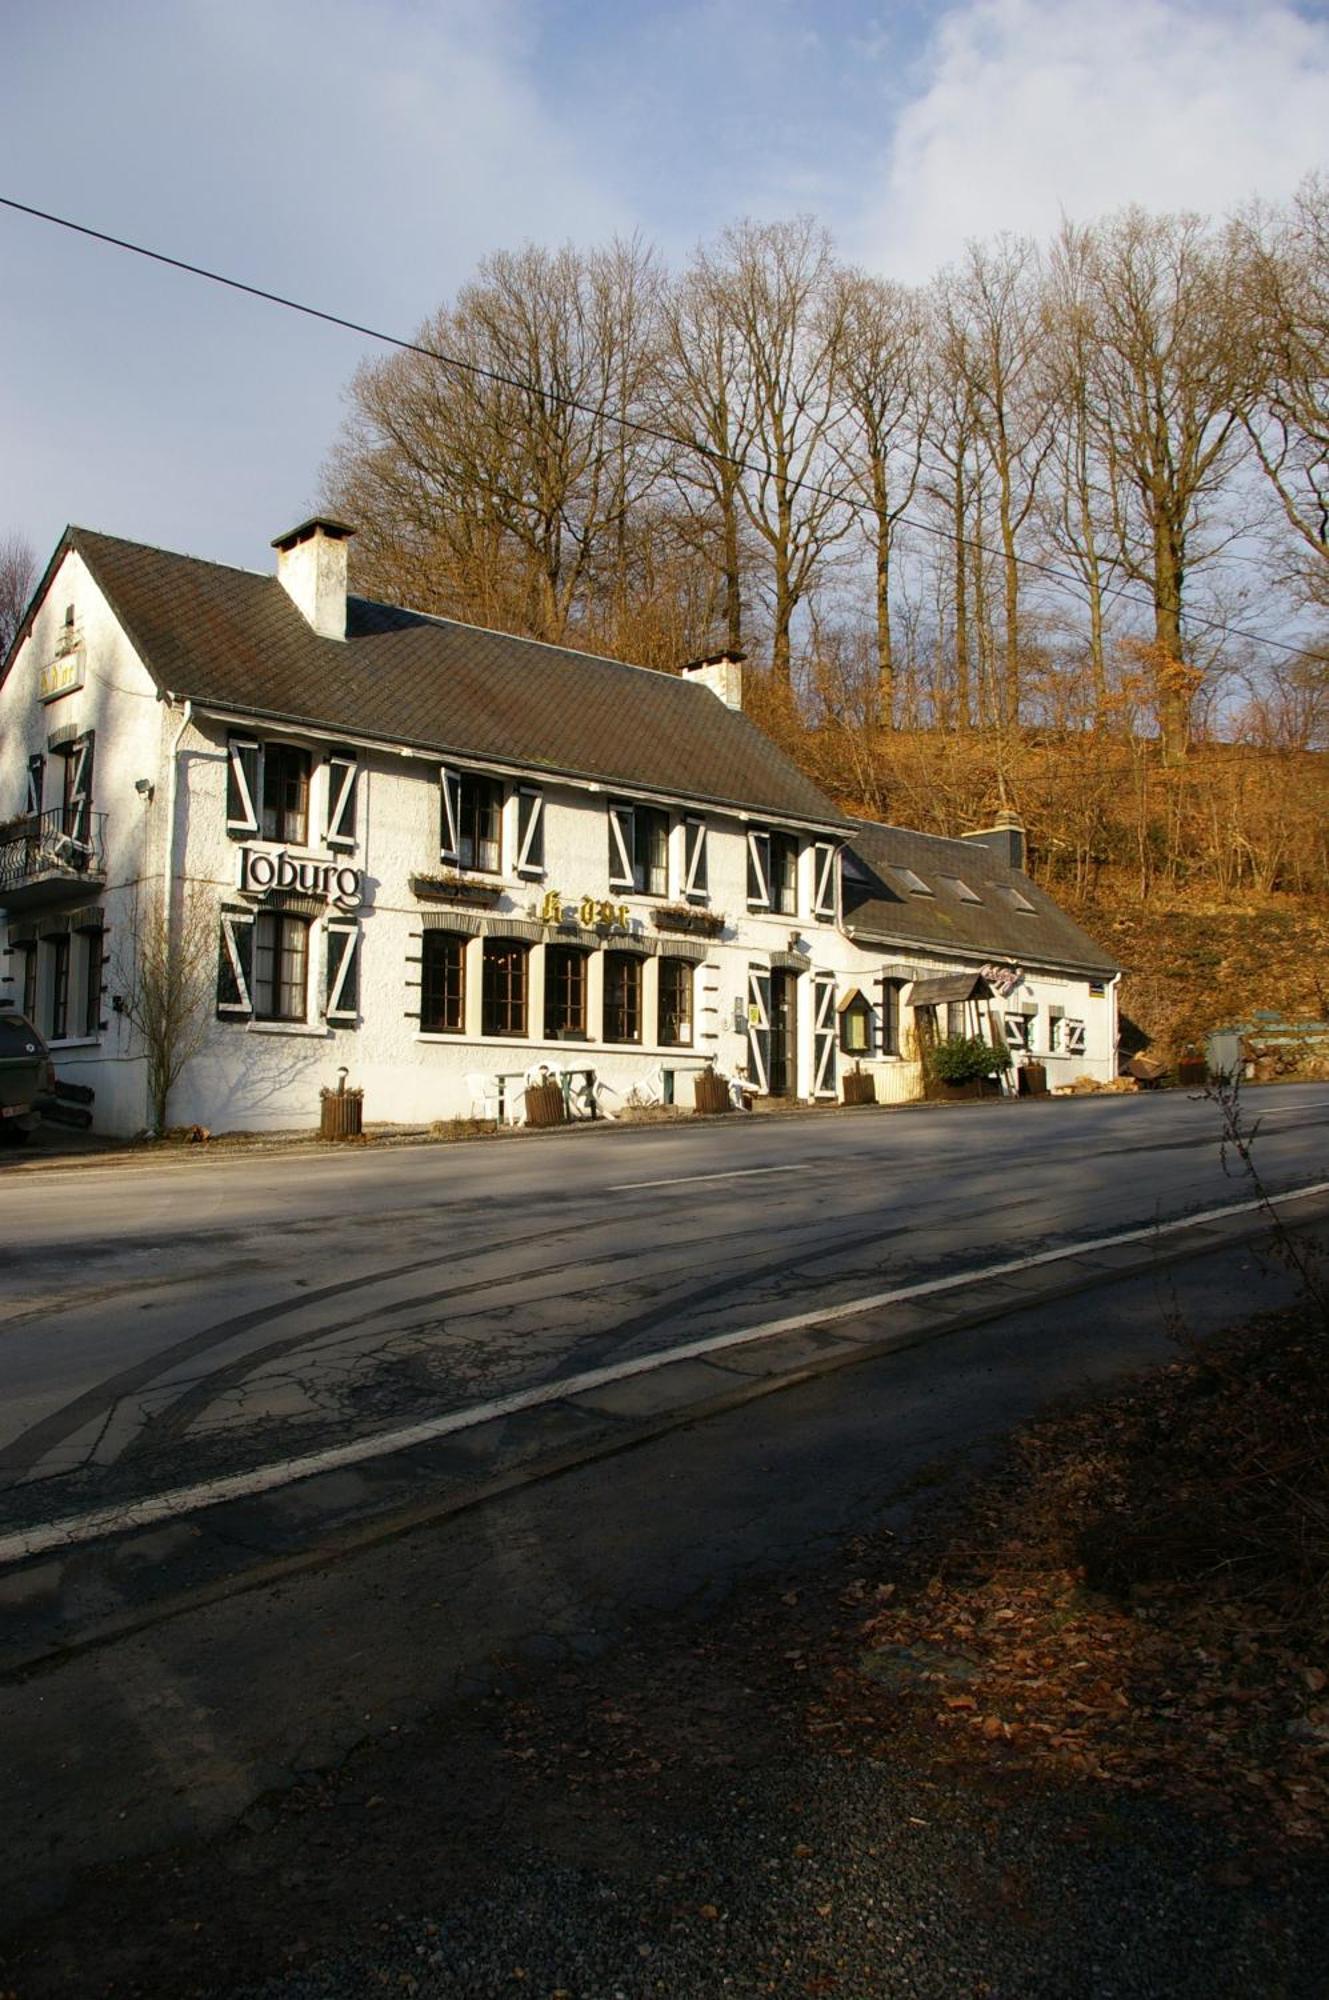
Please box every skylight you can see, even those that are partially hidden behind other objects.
[938,875,982,904]
[891,866,933,897]
[998,884,1037,913]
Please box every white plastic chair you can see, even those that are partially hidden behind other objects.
[464,1072,503,1121]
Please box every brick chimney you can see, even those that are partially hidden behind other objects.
[272,517,355,641]
[680,647,745,711]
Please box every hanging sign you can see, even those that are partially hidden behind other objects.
[981,962,1024,997]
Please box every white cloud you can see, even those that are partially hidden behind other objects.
[857,0,1329,281]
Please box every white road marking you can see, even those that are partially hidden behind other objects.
[609,1164,806,1191]
[3,1178,1328,1567]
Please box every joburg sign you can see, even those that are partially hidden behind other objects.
[238,846,364,909]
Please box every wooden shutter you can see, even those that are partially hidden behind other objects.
[812,974,838,1097]
[515,787,545,877]
[746,830,771,910]
[325,751,358,850]
[439,767,461,862]
[746,966,771,1094]
[324,920,361,1025]
[67,732,94,843]
[812,841,838,921]
[608,803,634,889]
[216,908,255,1018]
[226,737,260,837]
[25,753,44,816]
[683,816,708,901]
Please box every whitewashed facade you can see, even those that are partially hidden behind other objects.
[0,523,1120,1135]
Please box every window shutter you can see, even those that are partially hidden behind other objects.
[325,751,358,850]
[608,804,634,889]
[746,830,771,910]
[683,816,708,901]
[812,841,838,921]
[226,737,260,837]
[25,753,44,817]
[812,974,838,1097]
[216,909,255,1018]
[324,921,361,1026]
[746,966,771,1093]
[67,731,95,843]
[515,787,545,877]
[439,767,460,862]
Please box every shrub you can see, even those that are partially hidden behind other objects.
[930,1033,1011,1084]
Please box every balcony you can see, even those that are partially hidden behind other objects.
[0,809,108,912]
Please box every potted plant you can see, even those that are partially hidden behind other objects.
[928,1033,1011,1101]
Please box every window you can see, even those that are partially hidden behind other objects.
[771,833,799,915]
[82,930,103,1037]
[840,994,873,1055]
[1004,1011,1031,1052]
[998,883,1036,913]
[891,865,933,897]
[603,951,642,1043]
[938,875,982,904]
[49,935,70,1040]
[421,932,466,1034]
[945,1001,967,1039]
[459,774,503,872]
[261,745,311,845]
[253,911,310,1022]
[481,939,527,1036]
[634,808,669,896]
[658,959,693,1046]
[545,945,588,1039]
[880,978,902,1056]
[1053,1015,1085,1056]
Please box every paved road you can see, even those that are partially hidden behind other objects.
[2,1087,1327,1538]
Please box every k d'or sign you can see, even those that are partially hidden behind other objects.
[238,846,364,909]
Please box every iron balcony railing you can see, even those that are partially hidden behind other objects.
[0,808,108,897]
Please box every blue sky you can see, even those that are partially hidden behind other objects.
[2,0,1327,573]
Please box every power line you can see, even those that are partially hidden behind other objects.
[2,191,1324,669]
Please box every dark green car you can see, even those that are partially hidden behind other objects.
[0,1012,54,1143]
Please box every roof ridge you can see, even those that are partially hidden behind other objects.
[71,525,271,585]
[351,593,713,689]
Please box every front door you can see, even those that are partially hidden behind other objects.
[768,969,797,1096]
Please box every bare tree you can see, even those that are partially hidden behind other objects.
[115,883,216,1135]
[0,534,37,660]
[830,269,930,725]
[1081,209,1249,760]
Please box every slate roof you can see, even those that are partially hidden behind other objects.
[843,819,1120,977]
[47,529,847,829]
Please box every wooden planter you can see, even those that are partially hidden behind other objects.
[524,1079,567,1128]
[841,1071,876,1106]
[693,1070,731,1116]
[1177,1058,1208,1088]
[319,1085,364,1139]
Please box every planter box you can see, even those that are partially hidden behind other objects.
[1177,1058,1208,1088]
[524,1079,567,1128]
[693,1070,731,1116]
[1018,1061,1048,1097]
[319,1086,364,1139]
[841,1071,876,1106]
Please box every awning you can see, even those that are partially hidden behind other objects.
[908,971,990,1008]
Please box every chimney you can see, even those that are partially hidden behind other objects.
[680,647,745,711]
[962,808,1025,872]
[272,516,355,641]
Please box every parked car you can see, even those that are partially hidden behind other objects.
[0,1011,55,1142]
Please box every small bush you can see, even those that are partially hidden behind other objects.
[930,1033,1011,1084]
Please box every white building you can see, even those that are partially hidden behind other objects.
[0,519,1120,1135]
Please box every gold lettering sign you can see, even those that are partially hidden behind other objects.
[39,653,85,703]
[540,888,630,931]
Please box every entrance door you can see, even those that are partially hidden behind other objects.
[768,969,797,1096]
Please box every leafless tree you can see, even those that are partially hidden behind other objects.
[115,883,216,1135]
[0,534,37,660]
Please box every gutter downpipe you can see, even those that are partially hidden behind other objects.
[164,697,193,925]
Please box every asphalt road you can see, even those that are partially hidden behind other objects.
[3,1086,1328,1539]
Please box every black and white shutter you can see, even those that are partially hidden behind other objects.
[608,803,635,890]
[226,736,261,837]
[683,816,708,901]
[746,966,771,1094]
[325,750,358,850]
[216,908,256,1018]
[1065,1018,1086,1055]
[515,787,545,877]
[746,830,772,910]
[812,974,838,1097]
[811,841,838,921]
[324,920,361,1025]
[25,753,44,817]
[67,731,94,843]
[439,767,461,862]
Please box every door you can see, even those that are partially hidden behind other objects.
[768,969,797,1097]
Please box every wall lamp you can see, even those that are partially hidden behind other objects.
[135,778,155,801]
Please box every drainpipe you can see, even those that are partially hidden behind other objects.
[163,697,193,919]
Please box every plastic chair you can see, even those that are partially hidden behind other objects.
[464,1072,503,1120]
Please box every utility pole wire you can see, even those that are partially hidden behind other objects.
[1,192,1323,668]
